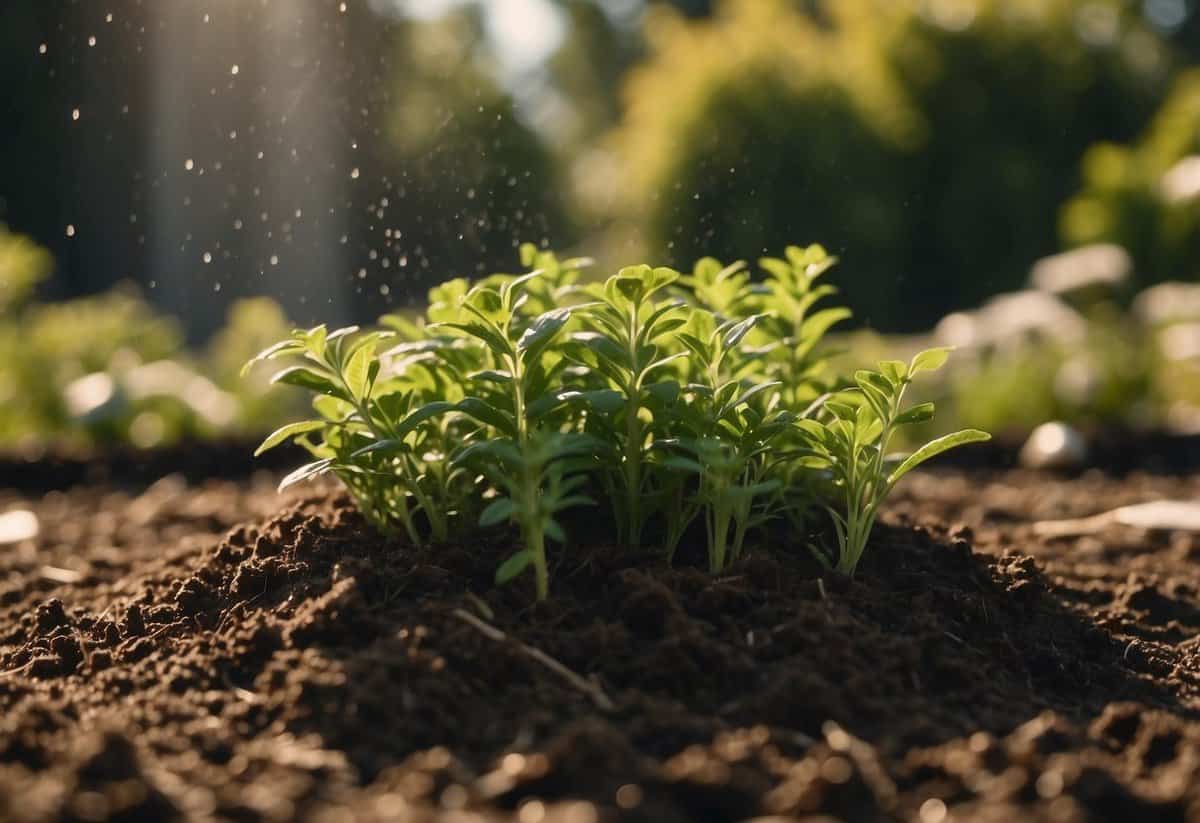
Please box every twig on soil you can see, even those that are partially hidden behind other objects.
[463,592,495,621]
[451,608,615,712]
[1032,500,1200,538]
[39,565,83,584]
[0,662,30,678]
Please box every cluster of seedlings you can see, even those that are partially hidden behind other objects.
[248,244,988,599]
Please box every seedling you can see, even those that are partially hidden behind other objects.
[795,347,990,575]
[568,264,689,548]
[427,267,595,599]
[245,324,456,545]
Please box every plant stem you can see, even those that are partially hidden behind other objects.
[623,387,642,549]
[622,303,643,549]
[530,525,548,601]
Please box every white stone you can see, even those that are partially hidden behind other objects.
[1019,422,1088,470]
[0,510,39,545]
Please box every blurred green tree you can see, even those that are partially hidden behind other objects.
[612,0,1176,330]
[1061,68,1200,283]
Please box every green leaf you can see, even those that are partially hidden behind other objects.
[854,372,892,419]
[544,519,567,543]
[718,380,780,418]
[431,320,511,358]
[758,257,792,280]
[895,402,935,426]
[799,307,852,343]
[722,315,760,348]
[517,307,571,356]
[644,381,681,406]
[313,394,355,422]
[304,325,328,358]
[343,343,374,400]
[396,400,457,439]
[241,338,303,376]
[879,360,908,385]
[576,389,625,414]
[254,420,326,456]
[644,351,689,378]
[824,400,859,421]
[794,418,829,443]
[526,390,574,420]
[479,498,516,527]
[271,366,340,396]
[887,430,991,487]
[500,269,544,308]
[611,264,652,305]
[663,455,704,474]
[677,333,712,364]
[495,549,532,584]
[278,458,334,491]
[910,346,954,375]
[456,397,518,438]
[349,439,404,458]
[639,300,687,344]
[571,331,630,369]
[469,369,513,386]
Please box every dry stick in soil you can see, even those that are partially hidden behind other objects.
[452,608,615,711]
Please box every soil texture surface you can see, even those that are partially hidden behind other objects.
[0,462,1198,822]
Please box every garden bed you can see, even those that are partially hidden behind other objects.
[0,456,1198,821]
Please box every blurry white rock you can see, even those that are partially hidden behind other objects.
[1029,244,1131,296]
[1134,281,1200,326]
[1161,155,1200,205]
[1158,323,1200,362]
[63,372,121,423]
[0,510,39,545]
[1019,422,1088,470]
[935,291,1086,350]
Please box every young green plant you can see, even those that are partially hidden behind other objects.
[569,264,689,549]
[245,324,456,544]
[796,347,990,575]
[430,269,594,599]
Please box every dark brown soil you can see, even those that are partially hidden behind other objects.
[0,463,1198,821]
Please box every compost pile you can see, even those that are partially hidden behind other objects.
[0,456,1198,822]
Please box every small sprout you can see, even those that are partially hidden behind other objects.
[796,347,990,575]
